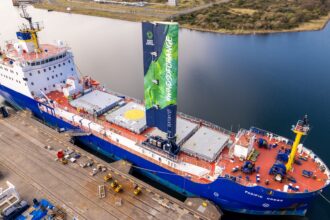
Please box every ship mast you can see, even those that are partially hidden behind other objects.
[19,5,42,53]
[20,4,33,29]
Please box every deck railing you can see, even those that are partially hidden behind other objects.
[250,126,294,144]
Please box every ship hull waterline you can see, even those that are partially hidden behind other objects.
[0,84,325,216]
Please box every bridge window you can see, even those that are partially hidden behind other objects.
[48,67,51,71]
[38,70,40,74]
[29,73,32,76]
[31,82,34,85]
[43,69,46,72]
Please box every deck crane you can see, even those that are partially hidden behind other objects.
[269,115,310,182]
[286,115,310,171]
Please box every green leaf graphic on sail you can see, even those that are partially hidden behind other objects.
[144,25,178,110]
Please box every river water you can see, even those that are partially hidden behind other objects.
[0,0,329,219]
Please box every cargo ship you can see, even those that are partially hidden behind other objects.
[0,6,329,216]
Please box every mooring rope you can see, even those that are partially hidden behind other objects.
[319,192,330,205]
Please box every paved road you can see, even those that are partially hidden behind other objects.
[42,0,230,20]
[168,0,230,19]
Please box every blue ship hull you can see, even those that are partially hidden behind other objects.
[0,84,324,216]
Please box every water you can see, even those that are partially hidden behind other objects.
[1,0,330,219]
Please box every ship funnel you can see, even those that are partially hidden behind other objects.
[142,22,179,141]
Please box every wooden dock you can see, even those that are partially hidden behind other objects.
[0,110,222,220]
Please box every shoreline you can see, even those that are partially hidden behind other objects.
[33,3,330,35]
[181,14,330,35]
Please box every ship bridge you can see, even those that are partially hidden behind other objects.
[5,43,68,66]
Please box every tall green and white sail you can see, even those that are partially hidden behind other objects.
[142,22,179,140]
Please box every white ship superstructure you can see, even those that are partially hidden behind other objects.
[0,43,80,98]
[0,7,81,99]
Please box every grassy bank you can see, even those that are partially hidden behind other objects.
[175,0,330,34]
[180,13,330,34]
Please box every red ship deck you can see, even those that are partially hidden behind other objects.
[5,44,66,62]
[218,141,327,192]
[41,89,329,193]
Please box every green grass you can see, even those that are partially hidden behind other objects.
[175,0,330,33]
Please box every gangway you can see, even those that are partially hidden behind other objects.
[0,181,20,215]
[64,128,91,137]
